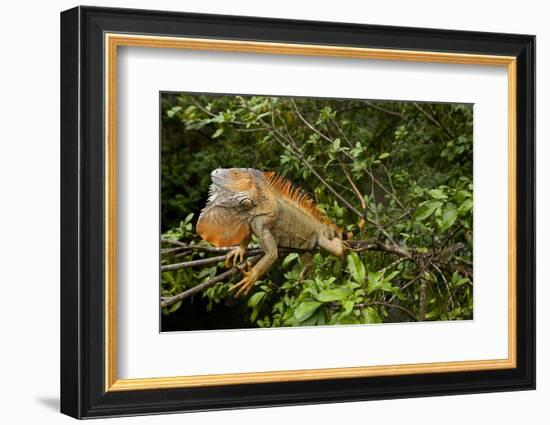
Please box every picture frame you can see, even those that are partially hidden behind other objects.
[60,5,535,419]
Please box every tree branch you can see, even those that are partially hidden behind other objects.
[358,301,417,321]
[362,101,405,118]
[161,246,190,255]
[159,239,423,308]
[345,240,413,259]
[161,239,242,254]
[159,238,472,310]
[413,103,454,139]
[290,99,335,146]
[161,249,264,272]
[160,255,263,308]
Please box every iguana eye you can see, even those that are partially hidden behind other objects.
[239,198,254,209]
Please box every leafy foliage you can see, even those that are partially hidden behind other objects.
[160,94,473,330]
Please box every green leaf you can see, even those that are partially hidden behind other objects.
[250,308,261,322]
[428,189,447,200]
[184,212,194,224]
[248,291,266,321]
[293,301,322,323]
[367,271,402,297]
[458,198,473,215]
[367,271,382,292]
[312,253,324,267]
[455,190,472,203]
[315,310,326,326]
[185,118,211,130]
[300,309,326,326]
[247,291,265,308]
[455,277,470,287]
[168,300,182,313]
[378,152,390,159]
[315,287,352,302]
[425,306,440,319]
[362,307,382,324]
[335,315,360,325]
[415,200,443,221]
[282,252,299,269]
[166,105,182,118]
[182,105,196,117]
[341,300,355,317]
[162,272,175,285]
[385,270,400,282]
[347,252,366,283]
[439,203,458,231]
[212,128,224,139]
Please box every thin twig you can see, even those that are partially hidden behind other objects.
[161,249,264,272]
[363,101,405,118]
[344,240,412,258]
[358,301,417,321]
[291,99,335,145]
[368,163,386,241]
[387,265,428,303]
[161,246,190,255]
[430,261,455,309]
[161,239,243,254]
[419,280,427,321]
[160,255,263,308]
[366,165,407,212]
[160,239,187,247]
[380,163,398,200]
[340,161,367,230]
[332,120,355,149]
[413,103,454,139]
[379,209,412,230]
[164,240,414,273]
[379,257,408,273]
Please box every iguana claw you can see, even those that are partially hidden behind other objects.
[229,269,258,297]
[225,245,246,269]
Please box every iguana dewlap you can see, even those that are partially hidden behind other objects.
[197,168,345,297]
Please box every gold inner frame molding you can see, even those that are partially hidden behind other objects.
[104,33,517,392]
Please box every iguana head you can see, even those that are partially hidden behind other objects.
[197,168,273,247]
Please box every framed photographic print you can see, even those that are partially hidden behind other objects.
[60,6,535,419]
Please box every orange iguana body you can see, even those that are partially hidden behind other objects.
[197,168,345,296]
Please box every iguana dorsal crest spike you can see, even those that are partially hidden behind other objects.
[262,171,341,232]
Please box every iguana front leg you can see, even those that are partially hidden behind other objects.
[225,235,251,269]
[229,219,278,297]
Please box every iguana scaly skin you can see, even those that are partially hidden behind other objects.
[197,168,345,297]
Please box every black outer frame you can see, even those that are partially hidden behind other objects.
[60,5,535,419]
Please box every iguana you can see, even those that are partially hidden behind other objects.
[197,168,346,297]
